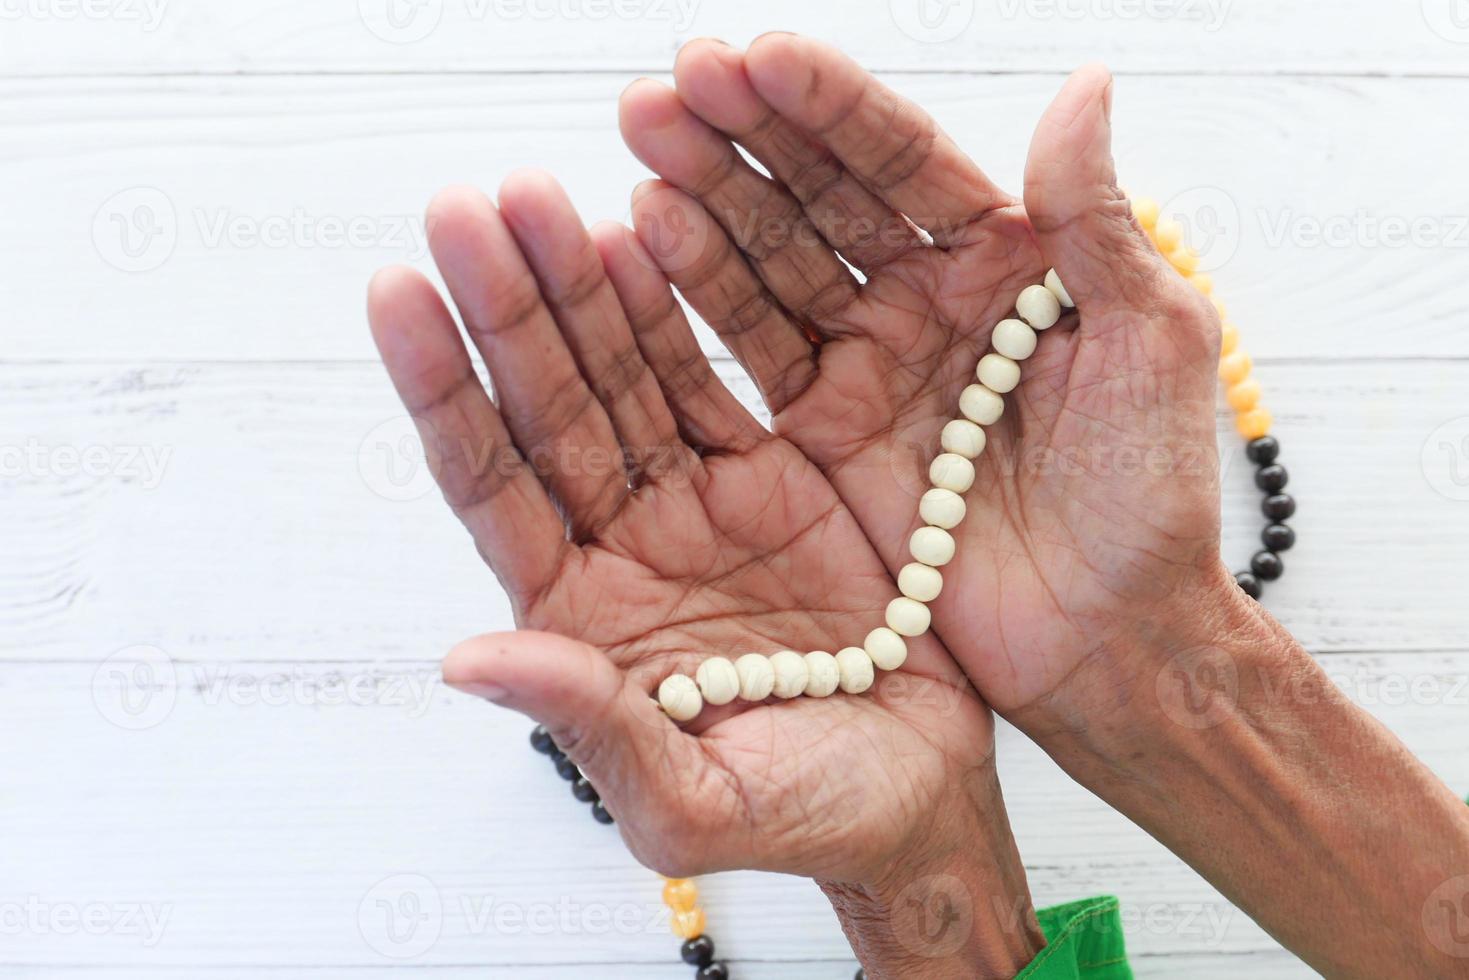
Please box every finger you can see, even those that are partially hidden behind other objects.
[672,38,923,272]
[367,266,569,601]
[426,185,629,541]
[744,33,1012,246]
[496,170,682,478]
[629,179,819,414]
[444,630,738,876]
[591,220,768,455]
[1023,65,1216,342]
[619,78,861,330]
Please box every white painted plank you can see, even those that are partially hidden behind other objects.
[5,73,1469,361]
[4,359,1468,662]
[1,0,1466,77]
[1,651,1463,971]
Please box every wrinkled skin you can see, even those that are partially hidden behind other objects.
[619,35,1228,719]
[367,173,1002,888]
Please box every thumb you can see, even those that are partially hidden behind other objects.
[1023,64,1194,326]
[443,631,713,869]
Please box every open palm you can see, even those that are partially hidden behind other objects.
[366,173,997,886]
[620,36,1226,717]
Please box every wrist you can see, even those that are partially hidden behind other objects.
[818,763,1044,980]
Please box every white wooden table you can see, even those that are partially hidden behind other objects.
[4,2,1469,976]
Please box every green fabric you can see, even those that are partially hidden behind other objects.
[1016,896,1133,980]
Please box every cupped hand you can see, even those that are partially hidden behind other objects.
[618,35,1230,722]
[366,173,1008,893]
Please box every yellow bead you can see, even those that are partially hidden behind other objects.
[1226,378,1262,412]
[1220,322,1239,356]
[662,879,699,913]
[1188,272,1213,295]
[1236,407,1273,440]
[671,907,706,940]
[1219,350,1252,385]
[1168,246,1200,276]
[1132,196,1160,229]
[1210,297,1228,320]
[1154,217,1184,252]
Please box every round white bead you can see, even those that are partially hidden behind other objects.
[959,384,1005,426]
[976,354,1020,394]
[864,627,908,671]
[803,651,841,697]
[835,646,875,694]
[768,650,809,699]
[940,419,986,459]
[919,488,966,530]
[734,652,775,701]
[695,657,740,706]
[886,596,932,637]
[910,525,956,566]
[1017,283,1061,329]
[1044,268,1074,308]
[929,453,975,494]
[898,562,943,602]
[658,673,703,722]
[991,318,1037,361]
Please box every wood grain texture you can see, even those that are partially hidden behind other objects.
[4,73,1469,361]
[3,651,1464,972]
[1,0,1467,77]
[4,359,1468,662]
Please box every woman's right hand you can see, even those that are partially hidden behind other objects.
[366,172,1044,978]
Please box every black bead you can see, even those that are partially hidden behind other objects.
[855,971,866,980]
[529,725,555,755]
[681,935,715,967]
[548,747,566,765]
[1235,571,1263,600]
[1262,493,1296,521]
[570,776,599,803]
[1262,523,1296,552]
[1251,551,1284,581]
[1254,464,1289,493]
[1245,435,1280,465]
[696,964,729,980]
[590,800,615,825]
[554,755,580,781]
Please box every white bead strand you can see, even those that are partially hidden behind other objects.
[991,318,1038,361]
[835,647,875,694]
[1045,268,1074,308]
[919,488,966,530]
[976,353,1021,394]
[803,651,841,697]
[695,657,741,706]
[1016,283,1061,329]
[940,419,987,459]
[864,627,908,671]
[734,653,775,702]
[655,272,1066,721]
[658,674,704,722]
[769,650,810,699]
